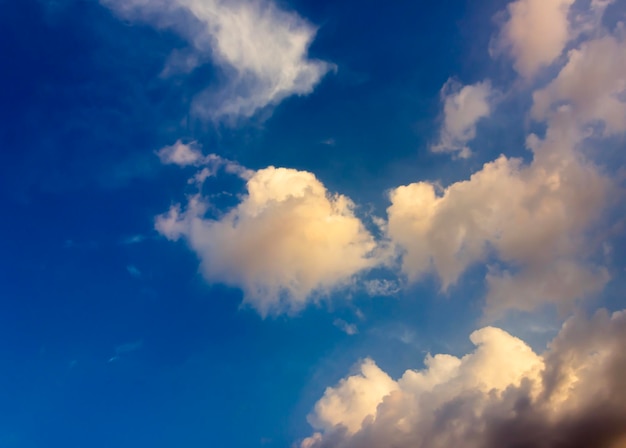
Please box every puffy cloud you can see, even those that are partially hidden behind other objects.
[388,111,610,315]
[532,35,626,135]
[155,165,379,315]
[493,0,575,78]
[157,140,204,166]
[301,308,626,448]
[101,0,333,120]
[431,79,496,158]
[308,358,399,434]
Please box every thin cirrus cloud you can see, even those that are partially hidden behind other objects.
[301,308,626,448]
[155,151,380,316]
[430,79,497,158]
[101,0,334,121]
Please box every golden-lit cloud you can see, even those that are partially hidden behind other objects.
[388,111,610,315]
[532,35,626,134]
[431,79,497,158]
[492,0,575,78]
[302,308,626,448]
[156,166,379,315]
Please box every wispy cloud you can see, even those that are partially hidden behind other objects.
[333,319,358,336]
[120,235,147,245]
[108,340,143,363]
[126,265,142,278]
[101,0,334,122]
[157,140,205,167]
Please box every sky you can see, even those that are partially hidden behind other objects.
[1,0,626,447]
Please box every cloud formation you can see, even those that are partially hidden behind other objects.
[389,110,610,315]
[391,2,625,315]
[431,79,496,158]
[493,0,575,78]
[532,34,626,135]
[156,163,378,315]
[302,308,626,448]
[151,0,622,320]
[102,0,333,120]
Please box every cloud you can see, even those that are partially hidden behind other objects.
[101,0,333,121]
[126,265,142,278]
[155,164,379,315]
[301,308,626,448]
[157,140,205,167]
[531,34,626,135]
[363,279,400,297]
[333,319,359,336]
[492,0,575,78]
[157,140,254,185]
[431,79,496,158]
[388,110,611,316]
[120,234,147,245]
[308,358,399,435]
[108,340,143,363]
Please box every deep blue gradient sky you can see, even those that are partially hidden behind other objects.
[2,0,626,447]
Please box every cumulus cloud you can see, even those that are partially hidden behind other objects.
[101,0,333,120]
[309,358,399,434]
[155,164,379,315]
[532,34,626,135]
[301,308,626,448]
[388,5,626,317]
[389,110,611,315]
[492,0,575,78]
[431,79,496,158]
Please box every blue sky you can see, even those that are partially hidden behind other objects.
[2,0,626,447]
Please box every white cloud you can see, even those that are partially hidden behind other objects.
[308,358,399,434]
[155,165,379,315]
[301,308,626,448]
[431,79,496,158]
[388,111,611,315]
[532,35,626,135]
[101,0,333,121]
[157,140,204,166]
[333,319,359,336]
[157,140,254,187]
[492,0,576,78]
